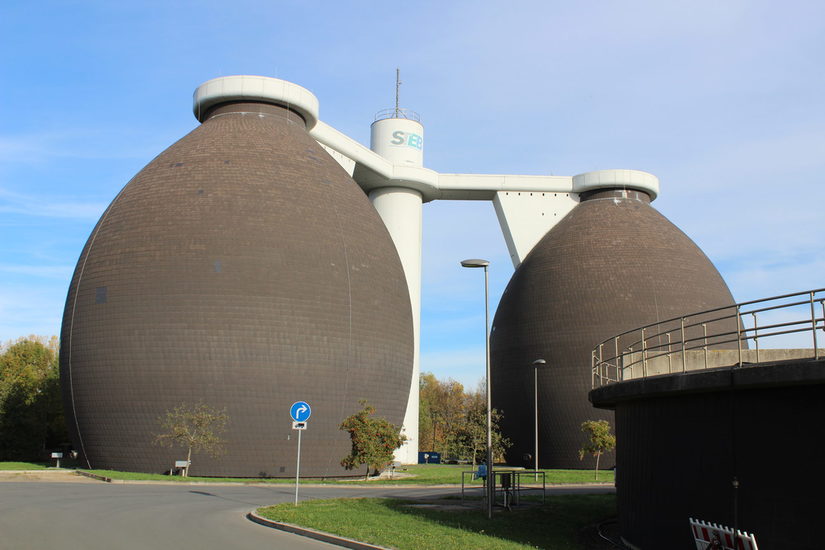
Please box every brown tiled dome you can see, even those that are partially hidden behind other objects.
[490,190,738,468]
[60,101,413,477]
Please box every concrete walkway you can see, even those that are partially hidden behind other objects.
[0,469,94,483]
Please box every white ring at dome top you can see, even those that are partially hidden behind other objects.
[572,169,659,200]
[193,75,319,129]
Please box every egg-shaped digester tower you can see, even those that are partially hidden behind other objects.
[60,76,414,477]
[490,187,738,469]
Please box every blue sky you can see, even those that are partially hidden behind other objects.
[2,1,823,389]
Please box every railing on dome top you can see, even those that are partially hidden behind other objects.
[374,107,421,122]
[591,288,825,388]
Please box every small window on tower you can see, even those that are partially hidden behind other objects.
[95,286,107,304]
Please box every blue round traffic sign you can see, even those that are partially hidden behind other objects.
[290,401,312,422]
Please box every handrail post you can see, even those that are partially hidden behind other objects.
[736,306,743,367]
[591,350,596,388]
[641,328,647,378]
[702,323,708,370]
[614,337,620,381]
[680,317,687,372]
[627,347,633,379]
[819,299,825,360]
[667,333,672,373]
[811,292,819,360]
[751,312,759,364]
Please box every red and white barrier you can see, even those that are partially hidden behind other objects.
[690,518,758,550]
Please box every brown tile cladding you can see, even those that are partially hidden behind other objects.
[490,191,739,469]
[60,102,413,477]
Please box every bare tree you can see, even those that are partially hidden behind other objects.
[154,402,228,476]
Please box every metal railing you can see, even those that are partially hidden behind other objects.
[374,107,421,122]
[592,288,825,388]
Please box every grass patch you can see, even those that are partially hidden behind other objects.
[258,494,615,550]
[71,464,612,485]
[538,468,614,484]
[0,462,50,470]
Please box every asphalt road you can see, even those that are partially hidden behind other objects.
[0,479,614,550]
[0,481,459,550]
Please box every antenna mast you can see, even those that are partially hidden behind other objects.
[394,68,402,118]
[374,69,418,123]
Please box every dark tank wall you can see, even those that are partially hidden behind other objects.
[60,101,413,477]
[490,189,739,469]
[590,360,825,550]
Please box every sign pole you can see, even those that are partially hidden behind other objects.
[289,400,311,507]
[294,427,302,505]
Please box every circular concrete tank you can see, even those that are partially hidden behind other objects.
[60,78,413,477]
[490,188,738,469]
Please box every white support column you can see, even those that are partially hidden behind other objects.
[369,187,423,464]
[492,191,579,268]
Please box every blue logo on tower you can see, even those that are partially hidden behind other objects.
[290,401,312,422]
[390,130,423,150]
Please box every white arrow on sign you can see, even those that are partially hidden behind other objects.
[290,401,312,422]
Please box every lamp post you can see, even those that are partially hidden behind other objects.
[460,258,493,519]
[532,358,547,481]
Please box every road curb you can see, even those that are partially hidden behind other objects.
[246,511,391,550]
[75,471,112,483]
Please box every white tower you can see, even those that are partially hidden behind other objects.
[368,76,425,463]
[239,72,663,466]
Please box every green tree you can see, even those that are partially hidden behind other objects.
[445,382,511,466]
[340,400,407,480]
[578,420,616,480]
[0,336,68,461]
[419,372,465,453]
[154,402,228,476]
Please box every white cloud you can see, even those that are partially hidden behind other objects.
[722,256,825,303]
[1,0,823,381]
[0,188,107,220]
[0,264,74,279]
[0,129,169,165]
[0,285,64,343]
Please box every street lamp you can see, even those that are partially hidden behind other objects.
[460,258,493,519]
[532,358,547,481]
